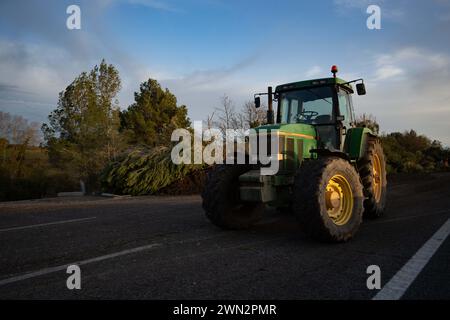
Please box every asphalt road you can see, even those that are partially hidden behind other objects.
[0,173,449,300]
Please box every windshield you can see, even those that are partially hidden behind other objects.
[278,86,334,124]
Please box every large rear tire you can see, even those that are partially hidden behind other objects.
[358,137,387,218]
[202,165,263,229]
[293,157,364,242]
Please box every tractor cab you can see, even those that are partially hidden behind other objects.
[256,65,366,152]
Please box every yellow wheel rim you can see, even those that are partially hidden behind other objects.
[325,175,354,225]
[373,154,382,202]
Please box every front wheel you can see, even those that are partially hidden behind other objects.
[293,157,364,242]
[202,165,263,229]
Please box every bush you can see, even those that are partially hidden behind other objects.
[0,167,79,201]
[0,145,79,202]
[381,130,449,174]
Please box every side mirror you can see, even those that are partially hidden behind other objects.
[254,96,261,108]
[356,83,366,95]
[336,115,345,122]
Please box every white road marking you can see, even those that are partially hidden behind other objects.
[0,217,97,233]
[0,242,161,287]
[0,232,275,287]
[373,218,450,300]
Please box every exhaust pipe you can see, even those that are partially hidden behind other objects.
[267,86,274,124]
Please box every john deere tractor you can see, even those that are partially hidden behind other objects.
[202,66,387,242]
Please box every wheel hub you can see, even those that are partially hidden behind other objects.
[325,175,353,225]
[326,190,341,209]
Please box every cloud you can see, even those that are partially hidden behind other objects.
[374,65,404,81]
[0,38,171,124]
[0,84,31,95]
[305,66,323,78]
[157,55,260,120]
[354,47,450,145]
[169,55,256,89]
[0,0,174,122]
[0,40,73,122]
[0,40,78,99]
[371,47,450,83]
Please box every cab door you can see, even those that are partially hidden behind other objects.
[337,89,353,150]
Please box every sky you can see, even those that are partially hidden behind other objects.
[0,0,449,145]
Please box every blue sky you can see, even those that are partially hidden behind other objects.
[1,0,450,144]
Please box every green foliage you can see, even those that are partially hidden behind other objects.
[102,146,202,195]
[0,144,78,201]
[355,114,449,174]
[120,79,191,146]
[42,59,124,191]
[355,113,379,134]
[0,112,73,201]
[381,130,449,174]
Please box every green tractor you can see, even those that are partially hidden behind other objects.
[202,66,387,242]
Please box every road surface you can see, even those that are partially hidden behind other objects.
[0,173,449,299]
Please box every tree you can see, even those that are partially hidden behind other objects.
[0,111,41,178]
[355,113,379,134]
[379,130,444,173]
[120,79,191,146]
[210,95,267,134]
[0,111,40,146]
[243,100,267,128]
[214,95,241,133]
[42,59,123,190]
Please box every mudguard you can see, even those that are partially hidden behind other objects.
[344,127,376,160]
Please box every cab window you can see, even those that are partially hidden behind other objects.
[278,86,334,124]
[337,92,353,125]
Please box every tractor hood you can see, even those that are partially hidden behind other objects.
[255,123,316,141]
